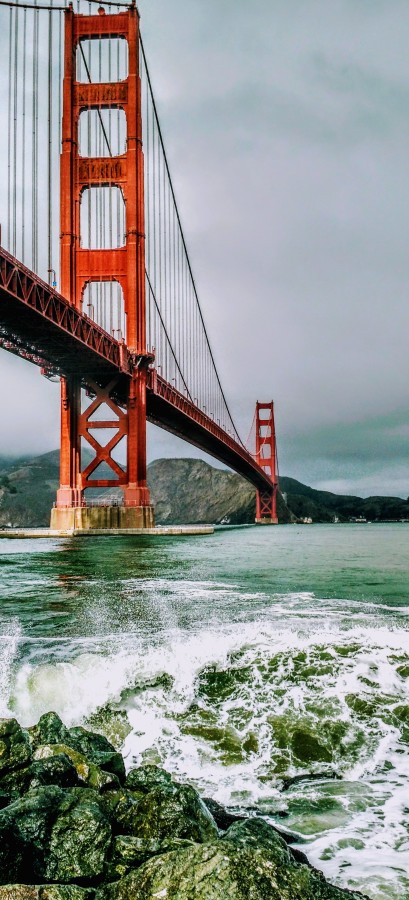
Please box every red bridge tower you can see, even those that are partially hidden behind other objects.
[51,3,154,530]
[255,402,278,524]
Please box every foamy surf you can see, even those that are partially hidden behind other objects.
[0,521,408,900]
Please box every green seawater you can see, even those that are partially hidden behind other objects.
[0,523,408,898]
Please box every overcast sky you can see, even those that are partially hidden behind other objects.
[0,0,408,497]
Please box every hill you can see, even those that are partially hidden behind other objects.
[0,452,407,526]
[278,476,409,523]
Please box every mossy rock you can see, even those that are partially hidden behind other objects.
[291,730,332,764]
[222,817,294,867]
[28,717,124,783]
[125,765,173,793]
[392,704,409,724]
[397,664,409,679]
[0,785,112,885]
[105,834,195,880]
[0,888,93,899]
[0,719,32,776]
[95,840,365,899]
[27,755,80,791]
[27,714,71,751]
[88,752,125,785]
[124,780,218,844]
[101,788,142,836]
[67,726,115,757]
[33,745,119,792]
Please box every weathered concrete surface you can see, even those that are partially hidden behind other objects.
[50,506,155,531]
[0,525,214,539]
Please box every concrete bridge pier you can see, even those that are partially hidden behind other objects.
[50,505,155,532]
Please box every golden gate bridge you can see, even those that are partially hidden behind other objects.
[0,0,278,530]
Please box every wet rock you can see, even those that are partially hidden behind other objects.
[0,888,93,899]
[222,816,294,866]
[126,778,219,843]
[33,745,119,792]
[27,754,80,790]
[28,717,124,783]
[101,788,141,834]
[291,729,332,764]
[0,718,32,775]
[0,790,13,810]
[222,817,311,867]
[46,789,112,883]
[0,785,112,885]
[202,797,244,830]
[67,729,125,782]
[281,771,341,791]
[67,726,116,756]
[0,765,31,797]
[95,840,365,899]
[125,764,173,793]
[105,834,195,880]
[27,713,71,750]
[88,751,125,785]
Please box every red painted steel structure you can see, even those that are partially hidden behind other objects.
[0,246,277,501]
[255,402,278,523]
[0,6,279,523]
[58,3,151,509]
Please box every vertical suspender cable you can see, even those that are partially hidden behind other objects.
[47,0,53,280]
[21,5,27,261]
[7,6,13,249]
[12,0,19,255]
[32,0,39,271]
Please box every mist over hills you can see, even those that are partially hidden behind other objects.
[0,451,408,528]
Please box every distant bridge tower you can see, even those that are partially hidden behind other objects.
[255,401,278,524]
[51,4,154,530]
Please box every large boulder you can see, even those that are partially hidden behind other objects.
[27,713,71,750]
[0,786,112,885]
[103,767,218,844]
[0,888,93,899]
[27,754,80,791]
[28,715,125,785]
[105,834,195,881]
[126,778,219,843]
[125,765,173,793]
[0,719,32,776]
[96,840,367,899]
[33,745,119,792]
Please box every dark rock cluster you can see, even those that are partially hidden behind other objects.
[0,713,367,899]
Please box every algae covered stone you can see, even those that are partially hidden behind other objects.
[0,785,112,884]
[28,715,125,784]
[0,718,32,775]
[95,840,365,899]
[125,764,173,793]
[105,834,195,880]
[126,778,219,843]
[0,888,93,899]
[27,754,80,790]
[28,713,71,750]
[46,788,112,882]
[222,817,294,867]
[33,744,119,791]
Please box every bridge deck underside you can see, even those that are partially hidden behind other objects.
[0,248,274,496]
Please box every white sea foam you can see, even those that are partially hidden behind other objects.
[0,617,22,717]
[1,585,409,898]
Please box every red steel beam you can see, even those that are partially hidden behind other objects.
[0,246,131,379]
[0,246,274,496]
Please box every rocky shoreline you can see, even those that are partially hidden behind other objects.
[0,713,367,899]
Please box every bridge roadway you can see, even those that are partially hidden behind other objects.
[0,246,274,495]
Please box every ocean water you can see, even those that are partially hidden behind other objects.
[0,523,408,898]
